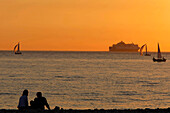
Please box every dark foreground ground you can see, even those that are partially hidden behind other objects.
[0,107,170,113]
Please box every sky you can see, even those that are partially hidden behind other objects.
[0,0,170,51]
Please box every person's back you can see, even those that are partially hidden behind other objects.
[17,89,28,110]
[33,92,50,110]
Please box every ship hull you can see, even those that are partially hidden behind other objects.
[109,48,139,52]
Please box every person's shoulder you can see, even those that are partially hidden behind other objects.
[41,97,47,101]
[42,97,46,100]
[20,95,27,98]
[34,97,38,101]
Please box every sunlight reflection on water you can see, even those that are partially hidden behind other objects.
[0,51,170,109]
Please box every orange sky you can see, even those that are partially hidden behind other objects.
[0,0,170,51]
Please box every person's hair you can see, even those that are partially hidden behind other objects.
[22,89,28,96]
[36,92,42,98]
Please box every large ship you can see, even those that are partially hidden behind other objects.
[109,41,140,52]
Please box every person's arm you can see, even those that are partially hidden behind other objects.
[17,97,21,109]
[44,98,50,110]
[46,103,50,110]
[26,96,28,107]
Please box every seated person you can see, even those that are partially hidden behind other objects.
[31,92,50,110]
[17,89,29,110]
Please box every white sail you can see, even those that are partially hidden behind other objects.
[140,44,146,56]
[158,43,162,58]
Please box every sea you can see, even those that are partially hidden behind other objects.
[0,51,170,110]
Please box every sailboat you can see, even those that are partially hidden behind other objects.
[153,43,166,62]
[144,45,151,56]
[140,44,146,56]
[14,42,22,54]
[140,44,151,56]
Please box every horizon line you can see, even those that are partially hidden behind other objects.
[0,50,170,52]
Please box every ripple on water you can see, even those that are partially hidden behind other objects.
[0,93,17,95]
[45,93,67,96]
[79,92,103,96]
[115,91,142,96]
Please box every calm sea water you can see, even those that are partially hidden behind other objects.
[0,51,170,109]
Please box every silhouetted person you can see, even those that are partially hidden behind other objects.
[17,89,29,110]
[33,92,50,110]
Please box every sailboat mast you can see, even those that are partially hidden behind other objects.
[17,43,20,51]
[146,45,147,54]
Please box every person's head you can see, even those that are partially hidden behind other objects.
[22,89,28,96]
[36,92,42,98]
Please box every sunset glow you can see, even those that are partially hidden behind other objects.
[1,0,170,51]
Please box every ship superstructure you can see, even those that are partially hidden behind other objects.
[109,41,140,52]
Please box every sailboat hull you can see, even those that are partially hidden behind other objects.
[15,51,22,54]
[145,53,151,56]
[153,57,166,62]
